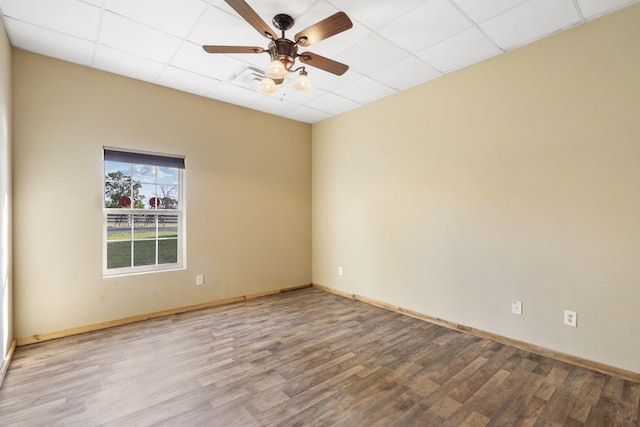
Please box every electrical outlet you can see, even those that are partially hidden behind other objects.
[338,266,343,276]
[511,301,522,316]
[564,310,577,327]
[196,274,204,286]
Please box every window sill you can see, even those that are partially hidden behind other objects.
[103,265,185,279]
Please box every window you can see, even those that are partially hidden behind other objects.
[103,148,185,276]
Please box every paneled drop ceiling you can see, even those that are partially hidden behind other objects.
[0,0,637,123]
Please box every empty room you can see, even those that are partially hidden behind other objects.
[0,0,639,425]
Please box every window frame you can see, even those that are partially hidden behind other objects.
[102,148,185,277]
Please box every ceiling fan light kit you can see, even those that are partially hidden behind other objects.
[292,70,313,92]
[258,77,278,94]
[265,59,289,80]
[203,0,352,95]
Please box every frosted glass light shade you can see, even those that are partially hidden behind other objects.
[258,77,278,94]
[265,60,288,79]
[293,72,313,92]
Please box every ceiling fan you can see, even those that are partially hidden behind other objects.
[202,0,353,94]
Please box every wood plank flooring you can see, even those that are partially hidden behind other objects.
[1,288,638,426]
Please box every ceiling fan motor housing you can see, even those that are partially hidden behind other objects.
[272,14,294,31]
[268,38,298,71]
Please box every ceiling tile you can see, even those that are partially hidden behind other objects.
[0,0,101,40]
[335,77,396,104]
[200,0,236,15]
[289,1,340,33]
[93,45,166,83]
[306,93,361,115]
[99,12,183,62]
[307,69,363,93]
[379,0,472,53]
[206,81,264,107]
[452,0,530,22]
[417,27,502,72]
[577,0,638,19]
[242,54,273,72]
[370,55,441,90]
[171,41,247,80]
[105,0,208,38]
[250,0,319,21]
[282,106,330,124]
[189,6,269,46]
[293,3,370,58]
[4,18,95,65]
[334,33,411,75]
[301,20,372,59]
[480,0,582,50]
[206,0,318,25]
[328,0,426,31]
[157,66,221,96]
[248,96,299,117]
[276,85,328,105]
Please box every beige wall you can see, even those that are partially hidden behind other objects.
[0,16,12,361]
[12,50,311,339]
[313,5,640,373]
[8,3,640,375]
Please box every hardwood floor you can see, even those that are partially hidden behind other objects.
[1,288,638,426]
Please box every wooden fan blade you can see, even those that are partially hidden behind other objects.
[298,52,349,76]
[294,12,352,47]
[203,45,265,54]
[225,0,275,39]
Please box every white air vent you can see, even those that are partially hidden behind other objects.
[228,66,267,90]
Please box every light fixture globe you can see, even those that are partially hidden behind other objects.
[293,70,313,92]
[258,77,278,94]
[265,59,288,79]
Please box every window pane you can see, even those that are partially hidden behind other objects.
[105,161,131,176]
[138,183,157,208]
[134,240,156,266]
[105,167,133,209]
[107,241,132,268]
[159,214,178,238]
[107,214,132,240]
[158,185,178,209]
[133,214,156,239]
[132,164,157,184]
[157,167,179,185]
[158,239,178,264]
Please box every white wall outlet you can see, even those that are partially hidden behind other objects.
[511,301,522,315]
[196,274,204,286]
[564,310,577,327]
[338,266,343,276]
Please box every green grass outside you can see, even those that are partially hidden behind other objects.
[107,239,178,269]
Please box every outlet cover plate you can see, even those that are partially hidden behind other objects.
[564,310,577,327]
[511,301,522,315]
